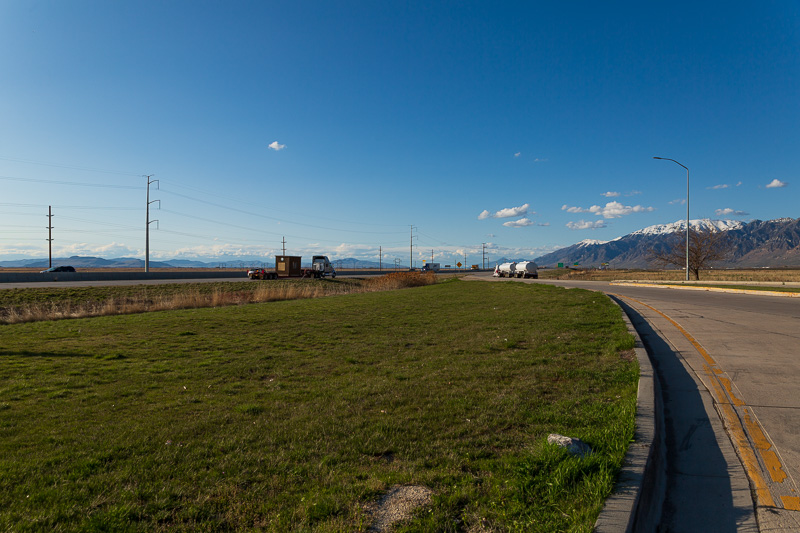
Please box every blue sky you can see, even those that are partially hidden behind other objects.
[1,1,797,266]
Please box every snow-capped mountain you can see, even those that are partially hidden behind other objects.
[535,218,800,268]
[577,239,609,247]
[630,219,745,237]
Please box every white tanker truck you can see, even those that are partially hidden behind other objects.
[493,261,538,279]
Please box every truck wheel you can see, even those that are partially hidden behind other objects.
[332,272,336,278]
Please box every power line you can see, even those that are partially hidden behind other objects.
[0,174,141,189]
[160,188,407,235]
[0,156,142,176]
[165,180,407,229]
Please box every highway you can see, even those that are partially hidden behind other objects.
[470,272,800,531]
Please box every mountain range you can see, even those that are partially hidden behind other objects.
[0,255,405,270]
[3,217,799,270]
[532,217,800,268]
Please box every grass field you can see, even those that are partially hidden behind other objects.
[1,279,637,532]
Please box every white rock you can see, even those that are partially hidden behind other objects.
[547,433,592,457]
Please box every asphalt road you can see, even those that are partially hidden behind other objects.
[469,272,800,531]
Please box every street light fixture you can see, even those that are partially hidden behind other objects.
[653,157,690,281]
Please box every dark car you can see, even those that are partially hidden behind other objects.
[40,266,76,273]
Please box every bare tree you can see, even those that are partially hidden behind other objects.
[648,228,731,280]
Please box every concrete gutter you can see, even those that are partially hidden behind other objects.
[594,298,665,532]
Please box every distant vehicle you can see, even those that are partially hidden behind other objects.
[514,261,539,279]
[248,255,336,280]
[494,262,516,277]
[493,261,538,279]
[420,262,440,273]
[247,268,268,279]
[40,266,76,273]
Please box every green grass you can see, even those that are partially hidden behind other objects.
[0,280,637,532]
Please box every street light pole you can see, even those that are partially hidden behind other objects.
[653,157,690,281]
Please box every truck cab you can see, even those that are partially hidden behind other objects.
[421,262,440,273]
[311,255,336,278]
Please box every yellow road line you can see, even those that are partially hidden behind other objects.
[613,293,795,509]
[609,282,800,298]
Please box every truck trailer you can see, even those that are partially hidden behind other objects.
[493,261,538,279]
[248,255,336,280]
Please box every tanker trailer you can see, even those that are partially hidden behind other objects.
[495,262,516,278]
[514,261,539,279]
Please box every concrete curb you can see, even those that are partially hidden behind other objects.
[609,282,800,298]
[594,298,665,533]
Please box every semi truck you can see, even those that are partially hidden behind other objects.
[420,262,441,273]
[248,255,336,280]
[493,261,538,279]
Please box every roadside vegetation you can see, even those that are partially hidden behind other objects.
[0,272,437,324]
[0,280,637,532]
[540,267,800,284]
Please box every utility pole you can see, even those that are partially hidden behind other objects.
[145,175,160,273]
[430,249,434,263]
[464,252,467,271]
[282,236,286,256]
[379,246,382,271]
[46,206,54,268]
[410,225,415,270]
[482,242,486,270]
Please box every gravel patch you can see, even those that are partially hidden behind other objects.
[366,485,433,532]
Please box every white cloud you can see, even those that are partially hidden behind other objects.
[567,220,607,230]
[625,190,642,196]
[736,181,743,187]
[503,218,534,228]
[602,191,620,197]
[715,208,749,216]
[766,179,787,188]
[708,184,729,190]
[533,158,548,163]
[562,201,654,219]
[268,141,286,151]
[669,198,686,205]
[495,203,530,218]
[333,242,374,255]
[479,203,530,219]
[594,201,655,218]
[538,222,550,226]
[514,152,521,158]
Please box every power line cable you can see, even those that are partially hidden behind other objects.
[0,174,141,190]
[0,156,142,177]
[165,180,407,229]
[160,189,406,235]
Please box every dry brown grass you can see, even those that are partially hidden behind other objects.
[0,273,439,324]
[361,271,438,290]
[541,268,800,283]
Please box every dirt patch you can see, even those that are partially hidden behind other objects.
[366,485,433,532]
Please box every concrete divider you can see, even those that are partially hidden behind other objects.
[0,271,248,283]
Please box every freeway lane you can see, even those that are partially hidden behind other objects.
[470,273,800,531]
